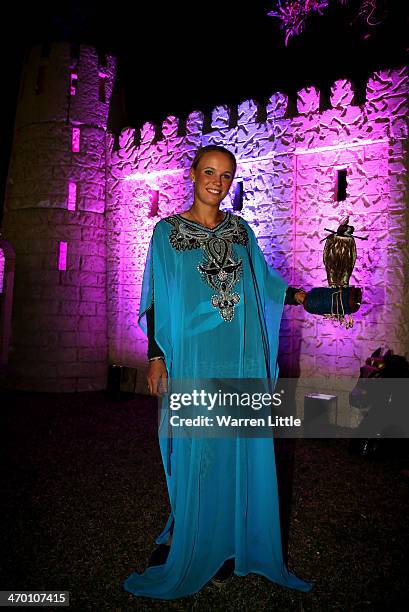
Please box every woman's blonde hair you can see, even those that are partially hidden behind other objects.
[191,145,237,175]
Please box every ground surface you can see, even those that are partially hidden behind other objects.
[1,390,408,611]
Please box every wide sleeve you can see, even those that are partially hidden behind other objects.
[146,304,165,359]
[242,219,288,379]
[244,220,288,310]
[138,222,173,367]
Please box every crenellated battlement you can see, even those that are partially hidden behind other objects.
[110,67,408,166]
[3,42,409,394]
[106,64,409,390]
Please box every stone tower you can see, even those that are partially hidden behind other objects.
[2,43,116,391]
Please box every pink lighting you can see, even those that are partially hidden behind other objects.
[124,168,182,181]
[0,43,406,400]
[70,72,78,96]
[0,248,4,293]
[294,138,388,156]
[67,181,77,211]
[58,242,67,271]
[148,189,159,217]
[72,127,80,152]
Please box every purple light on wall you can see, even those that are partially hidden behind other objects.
[72,127,80,153]
[0,248,4,293]
[148,189,159,217]
[107,68,409,384]
[58,242,67,271]
[70,72,78,96]
[232,180,243,211]
[124,168,182,181]
[67,181,77,211]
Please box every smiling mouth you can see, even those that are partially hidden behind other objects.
[207,188,221,195]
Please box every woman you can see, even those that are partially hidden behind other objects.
[124,145,312,599]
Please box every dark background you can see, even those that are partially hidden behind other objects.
[0,0,408,213]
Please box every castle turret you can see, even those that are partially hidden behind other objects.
[2,42,116,391]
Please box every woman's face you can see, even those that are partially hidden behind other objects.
[190,151,235,208]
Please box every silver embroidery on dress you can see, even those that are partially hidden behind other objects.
[165,213,248,322]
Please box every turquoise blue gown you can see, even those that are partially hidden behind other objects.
[124,212,312,599]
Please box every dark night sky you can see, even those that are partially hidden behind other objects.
[0,0,408,213]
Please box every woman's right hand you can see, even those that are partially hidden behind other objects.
[147,359,168,396]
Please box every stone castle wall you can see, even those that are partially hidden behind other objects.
[1,41,408,404]
[2,43,115,391]
[107,67,409,397]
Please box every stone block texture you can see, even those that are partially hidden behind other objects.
[107,67,409,386]
[2,43,115,391]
